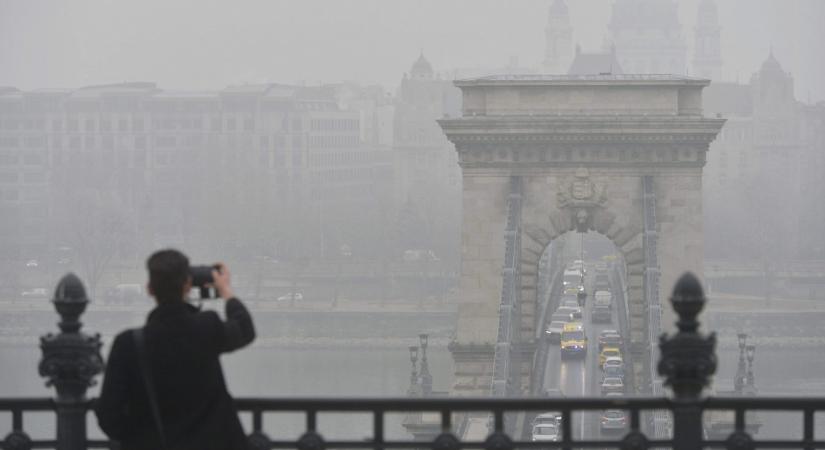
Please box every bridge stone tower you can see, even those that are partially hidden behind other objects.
[439,75,724,395]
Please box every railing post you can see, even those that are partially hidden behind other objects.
[657,272,716,450]
[39,273,104,450]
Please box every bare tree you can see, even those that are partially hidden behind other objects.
[64,190,129,299]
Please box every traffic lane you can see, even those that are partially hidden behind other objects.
[587,278,626,440]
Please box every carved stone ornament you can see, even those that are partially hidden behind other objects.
[556,167,608,232]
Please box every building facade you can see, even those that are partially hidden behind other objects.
[0,82,393,291]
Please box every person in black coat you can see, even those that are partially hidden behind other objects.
[95,249,256,450]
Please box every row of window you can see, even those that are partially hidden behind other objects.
[0,114,357,133]
[0,133,363,150]
[310,118,358,132]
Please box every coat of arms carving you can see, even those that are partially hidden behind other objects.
[557,167,607,232]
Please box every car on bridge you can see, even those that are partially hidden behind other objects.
[600,376,624,395]
[594,273,610,291]
[594,290,612,310]
[561,299,579,309]
[562,269,582,288]
[531,423,560,442]
[533,411,562,427]
[545,321,567,343]
[560,293,578,305]
[603,357,624,374]
[556,305,582,320]
[543,388,565,399]
[592,305,611,323]
[604,364,624,380]
[598,331,623,350]
[560,323,587,359]
[600,409,627,433]
[550,311,574,324]
[599,347,622,367]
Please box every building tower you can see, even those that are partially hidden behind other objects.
[542,0,573,74]
[693,0,723,80]
[608,0,687,74]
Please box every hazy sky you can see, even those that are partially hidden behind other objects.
[2,0,824,101]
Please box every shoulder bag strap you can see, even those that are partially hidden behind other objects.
[132,328,168,450]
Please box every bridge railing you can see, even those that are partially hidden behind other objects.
[4,272,825,450]
[491,176,523,397]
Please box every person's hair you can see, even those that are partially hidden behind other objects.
[147,249,190,303]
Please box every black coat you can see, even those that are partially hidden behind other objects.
[95,298,256,450]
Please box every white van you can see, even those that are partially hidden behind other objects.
[106,284,143,304]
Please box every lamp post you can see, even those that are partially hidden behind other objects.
[407,345,419,397]
[734,332,748,394]
[419,334,433,396]
[745,344,757,393]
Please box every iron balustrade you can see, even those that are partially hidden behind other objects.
[4,272,825,450]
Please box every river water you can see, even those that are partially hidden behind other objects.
[0,342,454,441]
[3,339,825,441]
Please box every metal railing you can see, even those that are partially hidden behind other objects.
[642,175,667,438]
[491,176,523,398]
[4,272,825,450]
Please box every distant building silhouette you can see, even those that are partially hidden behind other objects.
[693,0,723,80]
[543,0,573,74]
[608,0,687,74]
[567,44,623,75]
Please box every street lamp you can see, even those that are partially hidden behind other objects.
[734,332,748,394]
[407,345,419,397]
[419,333,433,396]
[745,344,756,390]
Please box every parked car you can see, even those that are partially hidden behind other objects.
[21,288,48,298]
[531,423,560,442]
[545,321,567,343]
[600,409,627,433]
[105,284,144,305]
[276,292,304,303]
[601,376,624,395]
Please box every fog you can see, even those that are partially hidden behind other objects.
[1,0,825,442]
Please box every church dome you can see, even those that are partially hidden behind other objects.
[760,50,784,74]
[697,0,718,24]
[549,0,568,16]
[410,52,434,79]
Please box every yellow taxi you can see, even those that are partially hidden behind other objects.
[599,346,622,367]
[560,323,587,359]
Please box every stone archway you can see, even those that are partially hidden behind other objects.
[518,169,647,388]
[439,75,724,396]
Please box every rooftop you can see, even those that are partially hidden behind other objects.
[455,74,709,87]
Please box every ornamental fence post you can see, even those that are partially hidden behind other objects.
[658,272,716,450]
[39,273,104,450]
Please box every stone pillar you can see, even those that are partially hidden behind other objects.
[656,172,705,332]
[450,174,508,395]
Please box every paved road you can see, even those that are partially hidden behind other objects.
[541,265,624,442]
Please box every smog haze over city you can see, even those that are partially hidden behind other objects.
[1,0,825,444]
